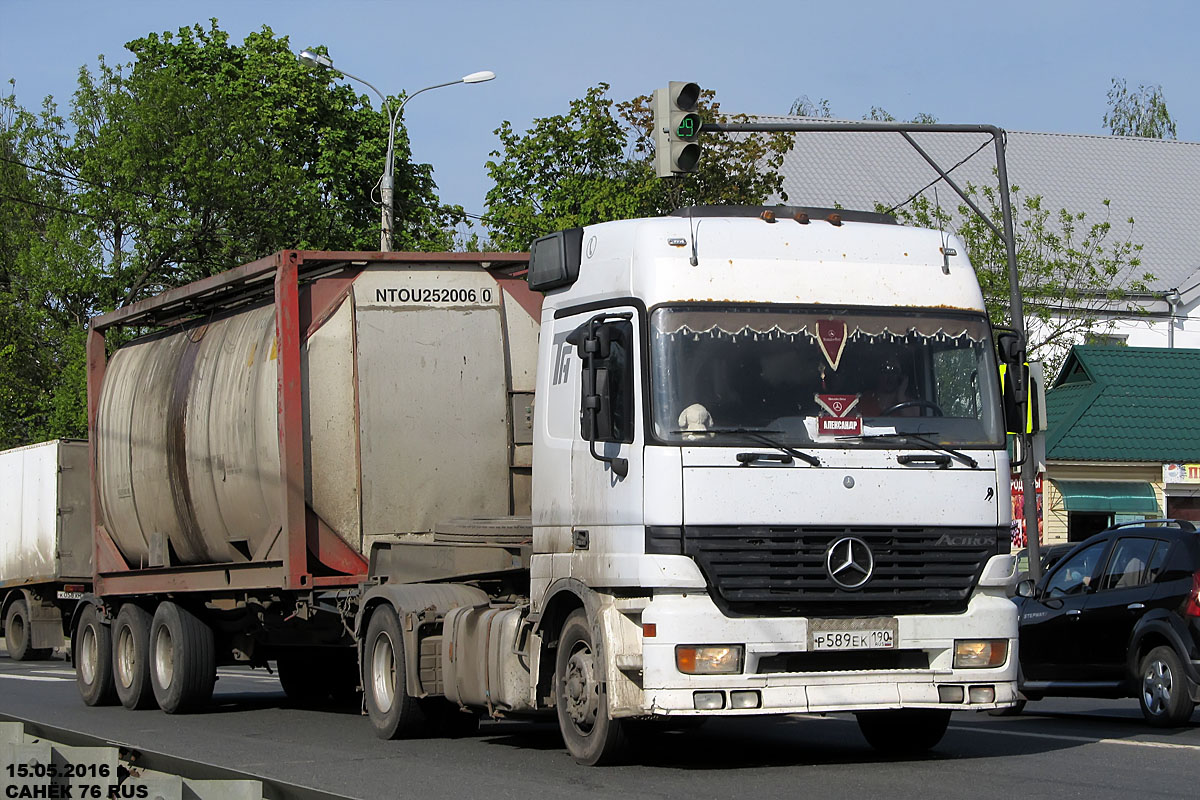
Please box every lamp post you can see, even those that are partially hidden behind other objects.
[298,50,495,251]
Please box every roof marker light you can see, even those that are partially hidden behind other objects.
[760,210,776,223]
[794,212,810,224]
[826,213,843,227]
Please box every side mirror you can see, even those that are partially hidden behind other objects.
[996,330,1024,367]
[1014,579,1036,599]
[569,314,633,478]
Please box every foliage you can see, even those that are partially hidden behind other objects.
[0,21,458,448]
[1104,78,1177,139]
[483,84,795,251]
[889,183,1152,375]
[789,95,832,118]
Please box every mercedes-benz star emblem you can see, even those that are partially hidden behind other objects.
[825,536,875,590]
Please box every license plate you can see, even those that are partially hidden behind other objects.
[56,591,84,600]
[809,617,897,650]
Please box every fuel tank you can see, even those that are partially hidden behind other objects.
[94,263,539,568]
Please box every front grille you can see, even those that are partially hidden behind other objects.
[757,650,929,673]
[651,526,1003,617]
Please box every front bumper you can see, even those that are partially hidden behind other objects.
[633,590,1018,716]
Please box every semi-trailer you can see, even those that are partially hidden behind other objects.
[71,208,1024,764]
[1,440,92,661]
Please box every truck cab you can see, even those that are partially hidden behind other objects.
[524,207,1018,762]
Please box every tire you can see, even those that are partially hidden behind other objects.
[75,604,117,706]
[6,599,51,661]
[1138,645,1196,727]
[149,602,216,714]
[988,699,1027,717]
[555,610,629,766]
[112,604,156,710]
[856,709,951,754]
[363,607,426,739]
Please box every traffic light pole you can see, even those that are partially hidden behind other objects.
[699,118,1041,578]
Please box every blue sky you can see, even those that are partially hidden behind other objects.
[3,0,1197,230]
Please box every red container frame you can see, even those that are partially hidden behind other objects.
[86,250,533,598]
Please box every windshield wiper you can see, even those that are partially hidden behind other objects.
[837,431,978,468]
[686,427,822,467]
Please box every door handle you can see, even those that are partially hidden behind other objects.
[736,452,793,466]
[1127,603,1145,611]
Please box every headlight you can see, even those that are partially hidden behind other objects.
[954,639,1008,668]
[676,645,744,675]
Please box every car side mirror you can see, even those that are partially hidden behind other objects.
[1014,579,1036,599]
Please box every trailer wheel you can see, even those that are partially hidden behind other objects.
[855,708,950,754]
[555,610,629,766]
[113,604,156,710]
[75,605,117,706]
[363,607,426,739]
[6,599,51,661]
[149,602,215,714]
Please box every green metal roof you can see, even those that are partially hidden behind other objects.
[1046,345,1200,462]
[1049,479,1160,513]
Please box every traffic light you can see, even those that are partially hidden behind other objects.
[653,82,703,177]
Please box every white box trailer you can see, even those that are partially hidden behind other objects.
[0,439,92,660]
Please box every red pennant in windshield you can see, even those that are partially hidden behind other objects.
[817,319,847,370]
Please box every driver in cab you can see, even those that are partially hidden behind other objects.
[857,355,917,417]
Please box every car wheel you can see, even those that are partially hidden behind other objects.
[363,607,426,739]
[554,610,629,765]
[75,604,118,706]
[112,603,156,710]
[856,709,951,754]
[149,602,216,714]
[1138,645,1196,727]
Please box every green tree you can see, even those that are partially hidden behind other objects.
[1104,77,1176,139]
[890,184,1152,374]
[0,21,459,447]
[483,83,794,250]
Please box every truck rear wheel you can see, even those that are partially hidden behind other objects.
[6,598,51,661]
[113,604,156,710]
[149,602,215,714]
[363,607,426,739]
[555,610,629,766]
[855,708,950,754]
[75,605,117,706]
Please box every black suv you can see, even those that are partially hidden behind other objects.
[1012,520,1200,726]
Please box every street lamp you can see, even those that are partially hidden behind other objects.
[298,49,495,251]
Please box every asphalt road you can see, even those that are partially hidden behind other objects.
[1,646,1196,800]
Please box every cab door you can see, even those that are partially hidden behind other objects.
[1019,540,1109,681]
[564,308,645,558]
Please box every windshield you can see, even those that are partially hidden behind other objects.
[650,306,1004,448]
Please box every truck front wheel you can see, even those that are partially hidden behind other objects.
[6,599,51,661]
[555,610,629,766]
[363,607,426,739]
[113,604,156,710]
[149,602,215,714]
[75,605,117,706]
[855,708,950,754]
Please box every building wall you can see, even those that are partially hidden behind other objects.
[1042,462,1164,545]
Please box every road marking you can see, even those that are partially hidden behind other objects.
[949,725,1200,751]
[0,674,71,682]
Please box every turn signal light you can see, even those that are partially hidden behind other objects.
[676,645,744,675]
[954,639,1008,669]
